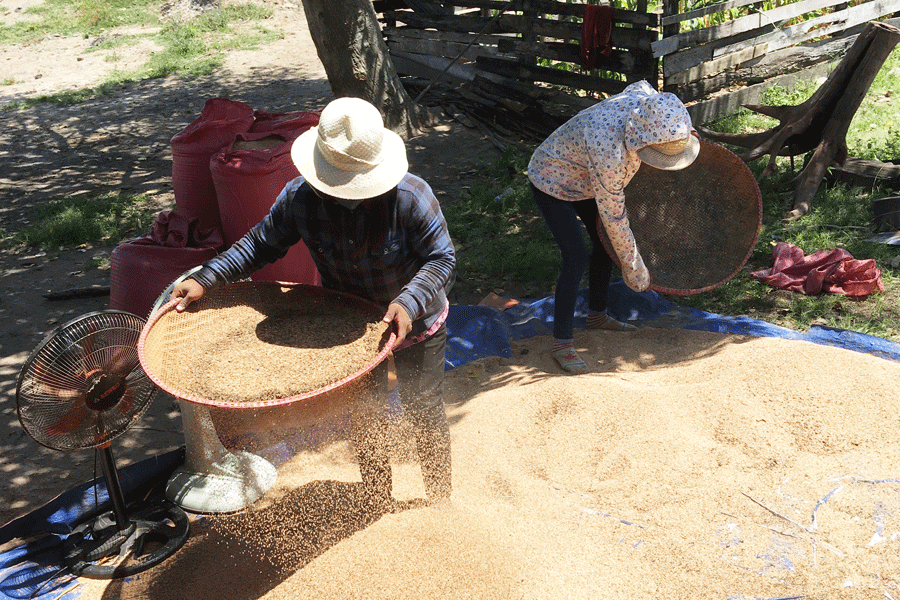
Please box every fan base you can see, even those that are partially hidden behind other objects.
[64,502,190,579]
[166,450,278,513]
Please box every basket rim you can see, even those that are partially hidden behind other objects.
[137,281,397,409]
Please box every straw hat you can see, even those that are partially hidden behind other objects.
[637,134,700,170]
[291,97,408,200]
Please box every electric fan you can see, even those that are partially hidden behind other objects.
[15,310,190,579]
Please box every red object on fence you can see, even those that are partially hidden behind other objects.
[750,241,884,297]
[581,4,614,70]
[210,131,321,286]
[170,98,255,233]
[109,211,223,318]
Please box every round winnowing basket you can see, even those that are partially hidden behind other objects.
[600,139,762,295]
[138,282,396,410]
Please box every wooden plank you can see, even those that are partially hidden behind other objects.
[661,0,777,27]
[384,9,506,33]
[653,0,848,57]
[693,0,897,72]
[671,15,900,102]
[661,1,896,77]
[385,30,502,61]
[662,26,772,76]
[440,0,658,27]
[386,10,658,51]
[476,55,630,95]
[495,37,645,76]
[665,44,770,88]
[666,31,855,98]
[713,0,900,57]
[390,50,483,85]
[828,158,900,192]
[663,0,898,73]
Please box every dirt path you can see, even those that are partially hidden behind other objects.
[0,0,501,526]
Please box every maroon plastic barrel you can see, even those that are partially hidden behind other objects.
[210,131,320,286]
[250,109,320,135]
[109,242,218,318]
[170,98,255,233]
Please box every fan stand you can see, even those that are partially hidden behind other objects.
[165,399,277,514]
[64,442,190,579]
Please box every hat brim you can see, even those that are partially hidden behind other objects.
[636,134,701,171]
[290,126,408,200]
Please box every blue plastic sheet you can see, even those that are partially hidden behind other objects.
[445,281,900,369]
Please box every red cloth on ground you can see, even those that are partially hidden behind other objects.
[581,4,613,70]
[750,241,884,297]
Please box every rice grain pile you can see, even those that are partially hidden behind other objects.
[142,284,390,403]
[87,328,900,599]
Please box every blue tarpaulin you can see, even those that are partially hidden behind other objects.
[445,282,900,368]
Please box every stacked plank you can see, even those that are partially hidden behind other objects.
[378,0,659,138]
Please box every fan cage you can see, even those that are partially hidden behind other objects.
[16,311,156,451]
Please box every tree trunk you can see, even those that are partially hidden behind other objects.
[698,21,900,218]
[301,0,434,139]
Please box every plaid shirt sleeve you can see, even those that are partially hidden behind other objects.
[391,174,456,324]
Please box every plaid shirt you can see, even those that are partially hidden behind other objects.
[193,173,456,334]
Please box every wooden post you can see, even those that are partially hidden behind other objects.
[660,0,680,90]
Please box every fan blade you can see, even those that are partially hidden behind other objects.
[45,396,92,436]
[117,388,135,415]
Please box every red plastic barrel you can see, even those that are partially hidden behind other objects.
[210,131,321,285]
[171,98,255,233]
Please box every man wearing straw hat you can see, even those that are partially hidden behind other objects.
[528,80,700,373]
[171,96,456,510]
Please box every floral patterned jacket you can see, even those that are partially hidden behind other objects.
[527,80,694,291]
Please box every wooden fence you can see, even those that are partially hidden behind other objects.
[375,0,900,126]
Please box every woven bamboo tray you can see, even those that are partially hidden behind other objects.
[138,282,395,409]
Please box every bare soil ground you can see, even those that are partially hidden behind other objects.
[0,0,502,525]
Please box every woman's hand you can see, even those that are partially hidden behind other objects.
[383,302,412,347]
[596,212,651,293]
[621,253,651,293]
[171,279,206,312]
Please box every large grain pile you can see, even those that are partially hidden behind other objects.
[83,327,900,599]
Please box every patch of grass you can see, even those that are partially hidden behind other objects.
[444,148,561,295]
[674,180,900,342]
[0,0,159,45]
[10,193,159,249]
[0,1,275,107]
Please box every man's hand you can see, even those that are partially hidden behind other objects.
[383,302,412,347]
[171,279,206,312]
